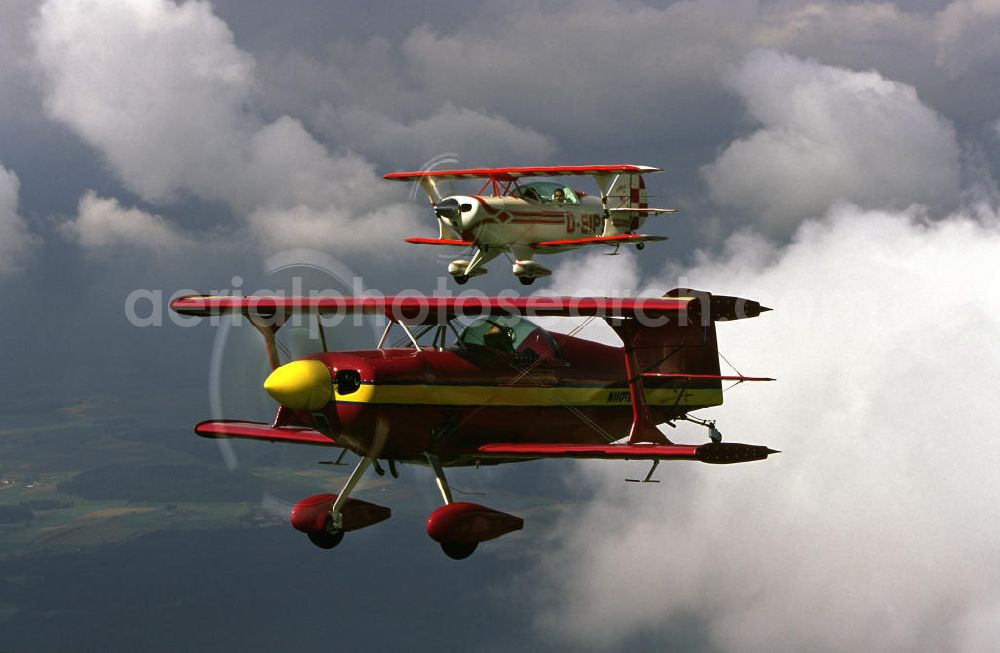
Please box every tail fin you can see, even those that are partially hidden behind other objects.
[630,288,771,376]
[602,174,648,237]
[631,315,721,378]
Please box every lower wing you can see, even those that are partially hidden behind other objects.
[404,237,475,246]
[195,420,337,447]
[531,234,667,249]
[477,441,777,464]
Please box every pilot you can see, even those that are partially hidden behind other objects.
[552,188,566,203]
[483,323,515,356]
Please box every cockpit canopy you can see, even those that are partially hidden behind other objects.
[458,315,562,360]
[372,313,563,361]
[513,181,579,204]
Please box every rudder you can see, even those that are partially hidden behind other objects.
[602,174,648,236]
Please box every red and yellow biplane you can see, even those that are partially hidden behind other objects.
[171,289,775,559]
[385,165,676,285]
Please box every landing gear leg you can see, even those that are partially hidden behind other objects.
[297,454,391,551]
[311,455,373,548]
[452,246,499,285]
[328,458,374,546]
[683,415,723,443]
[424,453,453,505]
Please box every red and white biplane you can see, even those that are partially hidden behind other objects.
[385,165,676,285]
[171,289,776,559]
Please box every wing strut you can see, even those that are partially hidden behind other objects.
[605,318,672,445]
[247,314,287,371]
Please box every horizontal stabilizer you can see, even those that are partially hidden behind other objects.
[663,288,772,322]
[194,420,337,447]
[404,237,474,246]
[606,207,677,215]
[531,233,667,249]
[642,373,775,382]
[477,441,777,464]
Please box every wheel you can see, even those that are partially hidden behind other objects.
[307,529,344,549]
[306,516,345,549]
[636,242,645,251]
[440,541,478,560]
[454,274,469,285]
[709,423,722,443]
[518,276,535,286]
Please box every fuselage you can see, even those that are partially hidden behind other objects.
[445,194,615,253]
[289,330,723,465]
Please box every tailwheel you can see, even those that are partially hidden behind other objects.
[636,242,645,251]
[307,516,345,549]
[440,541,478,560]
[518,276,535,286]
[453,274,469,285]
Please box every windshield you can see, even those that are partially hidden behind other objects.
[515,181,579,204]
[458,315,561,360]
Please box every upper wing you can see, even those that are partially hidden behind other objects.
[384,164,661,183]
[171,294,712,322]
[477,441,777,464]
[195,420,337,447]
[531,234,668,249]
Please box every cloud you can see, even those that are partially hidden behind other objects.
[32,0,416,256]
[245,202,418,253]
[532,202,1000,652]
[747,1,1000,129]
[62,191,190,252]
[33,0,254,203]
[262,1,996,157]
[314,102,556,169]
[245,0,760,163]
[0,0,45,124]
[397,1,754,139]
[752,3,931,78]
[933,0,1000,77]
[0,161,35,276]
[703,50,962,233]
